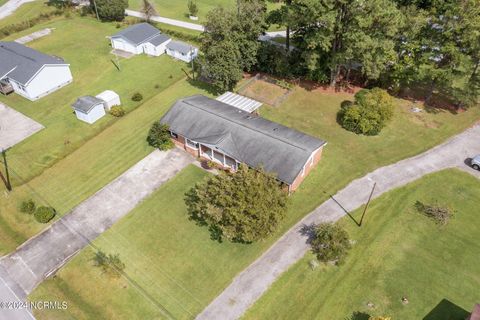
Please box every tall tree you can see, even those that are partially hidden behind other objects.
[89,0,128,21]
[185,165,288,243]
[200,1,267,90]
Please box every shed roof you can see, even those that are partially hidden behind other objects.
[160,95,326,184]
[0,41,68,85]
[72,96,104,113]
[111,23,161,46]
[216,92,262,113]
[96,90,119,102]
[166,40,197,55]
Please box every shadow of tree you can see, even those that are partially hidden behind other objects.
[345,311,370,320]
[423,299,469,320]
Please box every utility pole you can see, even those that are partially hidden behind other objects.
[1,149,12,191]
[359,182,376,227]
[92,0,100,21]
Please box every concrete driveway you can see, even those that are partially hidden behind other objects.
[0,103,44,150]
[0,0,34,20]
[0,148,193,302]
[197,124,480,320]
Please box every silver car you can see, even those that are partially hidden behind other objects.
[472,154,480,170]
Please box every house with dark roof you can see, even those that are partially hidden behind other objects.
[110,23,171,57]
[0,41,72,101]
[160,95,327,191]
[166,40,198,63]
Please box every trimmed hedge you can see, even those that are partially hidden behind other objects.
[34,206,56,223]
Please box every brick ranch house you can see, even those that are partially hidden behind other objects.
[160,95,327,192]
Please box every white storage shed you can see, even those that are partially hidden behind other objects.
[96,90,121,111]
[72,96,106,124]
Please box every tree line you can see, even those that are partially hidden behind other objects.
[200,0,480,108]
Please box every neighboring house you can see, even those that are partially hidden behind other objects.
[0,41,72,101]
[469,304,480,320]
[110,23,171,57]
[166,40,198,63]
[72,96,106,124]
[160,95,327,192]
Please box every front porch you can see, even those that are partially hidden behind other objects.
[0,80,14,96]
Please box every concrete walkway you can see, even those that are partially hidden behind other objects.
[0,148,193,303]
[197,124,480,320]
[15,28,53,44]
[0,0,34,20]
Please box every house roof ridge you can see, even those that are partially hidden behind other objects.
[182,96,322,154]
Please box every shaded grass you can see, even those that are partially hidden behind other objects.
[244,169,480,320]
[0,1,57,30]
[0,16,187,185]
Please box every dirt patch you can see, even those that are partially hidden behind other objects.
[237,74,293,106]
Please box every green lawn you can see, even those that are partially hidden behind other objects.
[0,15,187,185]
[26,85,480,319]
[128,0,280,24]
[0,1,57,29]
[0,79,213,254]
[244,169,480,320]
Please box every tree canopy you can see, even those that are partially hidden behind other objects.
[90,0,128,21]
[200,0,267,91]
[185,165,288,243]
[311,223,351,265]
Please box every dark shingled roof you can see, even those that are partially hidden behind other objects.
[160,95,326,184]
[166,40,197,55]
[147,33,171,46]
[0,41,67,85]
[111,23,161,46]
[72,96,104,113]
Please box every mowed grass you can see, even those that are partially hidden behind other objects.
[128,0,280,23]
[0,1,57,29]
[30,165,274,320]
[0,79,213,254]
[244,169,480,320]
[0,15,187,185]
[26,85,480,319]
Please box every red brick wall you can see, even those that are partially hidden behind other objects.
[171,134,199,157]
[289,146,324,192]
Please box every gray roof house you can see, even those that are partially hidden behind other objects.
[160,95,327,191]
[110,23,171,57]
[0,41,72,100]
[166,40,198,63]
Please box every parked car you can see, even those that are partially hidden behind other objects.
[472,155,480,170]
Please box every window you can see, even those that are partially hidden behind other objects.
[213,150,224,163]
[170,131,178,139]
[186,139,199,149]
[225,156,237,169]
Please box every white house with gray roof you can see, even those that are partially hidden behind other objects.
[110,23,171,57]
[166,40,198,63]
[0,41,72,101]
[160,95,327,192]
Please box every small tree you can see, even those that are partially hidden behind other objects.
[340,88,395,136]
[93,250,125,278]
[147,121,174,150]
[89,0,128,21]
[311,223,351,265]
[20,199,36,214]
[34,206,56,223]
[185,165,288,243]
[187,0,198,17]
[142,0,157,22]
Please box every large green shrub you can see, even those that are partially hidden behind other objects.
[34,206,56,223]
[340,88,395,135]
[311,223,351,265]
[146,121,174,150]
[89,0,128,21]
[185,165,288,243]
[20,199,36,214]
[109,106,125,117]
